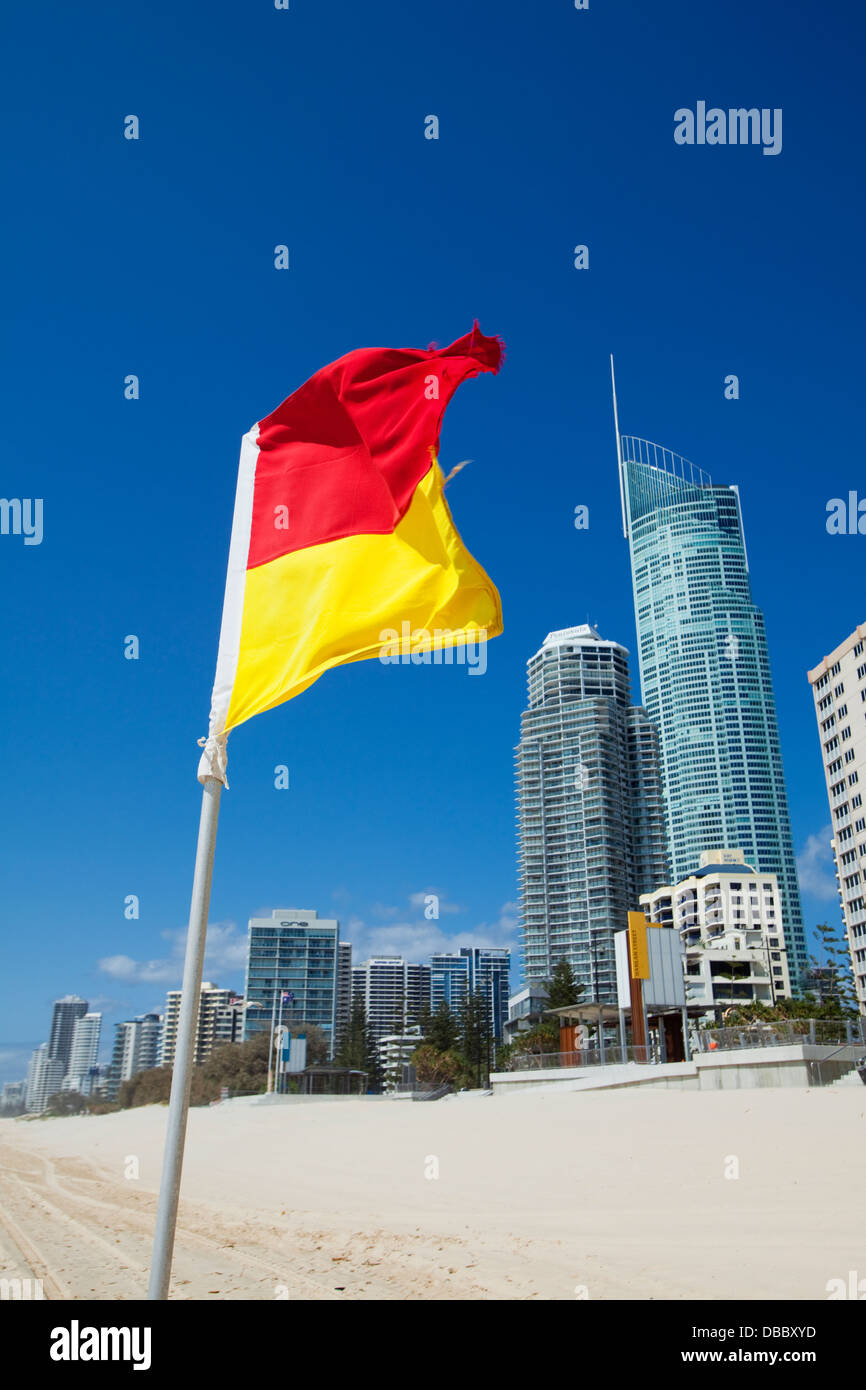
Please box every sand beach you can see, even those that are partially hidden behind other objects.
[1,1085,862,1301]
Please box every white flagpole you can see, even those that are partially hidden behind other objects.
[148,773,223,1300]
[266,986,278,1094]
[146,418,249,1300]
[275,993,286,1095]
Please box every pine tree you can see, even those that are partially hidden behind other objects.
[546,957,585,1012]
[335,995,369,1070]
[426,999,460,1052]
[335,996,384,1091]
[809,922,859,1015]
[364,1013,384,1092]
[392,980,406,1037]
[459,989,491,1088]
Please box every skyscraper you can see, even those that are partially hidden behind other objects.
[335,942,353,1049]
[62,1012,102,1093]
[25,1044,66,1113]
[107,1013,163,1099]
[160,983,239,1069]
[614,367,807,989]
[243,910,343,1057]
[807,620,866,1012]
[48,995,88,1069]
[515,626,667,1003]
[352,957,431,1042]
[428,947,511,1040]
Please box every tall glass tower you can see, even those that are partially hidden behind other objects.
[515,625,669,1003]
[48,995,88,1070]
[613,364,807,988]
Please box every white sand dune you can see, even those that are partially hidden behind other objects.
[1,1084,863,1300]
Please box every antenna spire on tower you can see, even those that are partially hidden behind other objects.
[611,355,628,540]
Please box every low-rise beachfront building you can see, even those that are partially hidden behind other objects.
[377,1026,424,1092]
[640,849,792,1013]
[0,1080,26,1114]
[503,982,549,1044]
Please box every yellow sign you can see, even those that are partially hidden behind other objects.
[627,911,650,980]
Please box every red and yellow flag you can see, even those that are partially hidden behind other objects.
[198,324,504,781]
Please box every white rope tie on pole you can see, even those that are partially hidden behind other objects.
[197,733,229,787]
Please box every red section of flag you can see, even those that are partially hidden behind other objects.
[246,324,503,570]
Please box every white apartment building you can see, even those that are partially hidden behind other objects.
[108,1013,163,1098]
[352,957,430,1042]
[159,983,241,1068]
[808,621,866,1012]
[503,982,550,1044]
[0,1081,26,1114]
[377,1027,424,1092]
[640,849,791,1013]
[25,1044,66,1113]
[62,1012,102,1094]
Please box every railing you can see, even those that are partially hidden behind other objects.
[808,1044,863,1088]
[501,1021,866,1075]
[696,1020,866,1053]
[411,1083,453,1102]
[503,1046,650,1072]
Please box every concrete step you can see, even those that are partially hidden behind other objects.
[831,1068,865,1087]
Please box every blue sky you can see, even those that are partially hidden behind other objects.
[2,0,864,1083]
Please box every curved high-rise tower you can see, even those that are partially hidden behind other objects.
[515,625,669,1003]
[613,363,807,990]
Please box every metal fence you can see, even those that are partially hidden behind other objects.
[503,1045,650,1072]
[695,1020,866,1053]
[411,1083,453,1102]
[503,1020,866,1074]
[392,1081,454,1099]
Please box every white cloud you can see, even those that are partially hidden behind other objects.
[95,901,520,993]
[86,994,124,1014]
[348,901,519,964]
[197,922,249,974]
[98,955,179,984]
[796,828,839,902]
[97,921,248,989]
